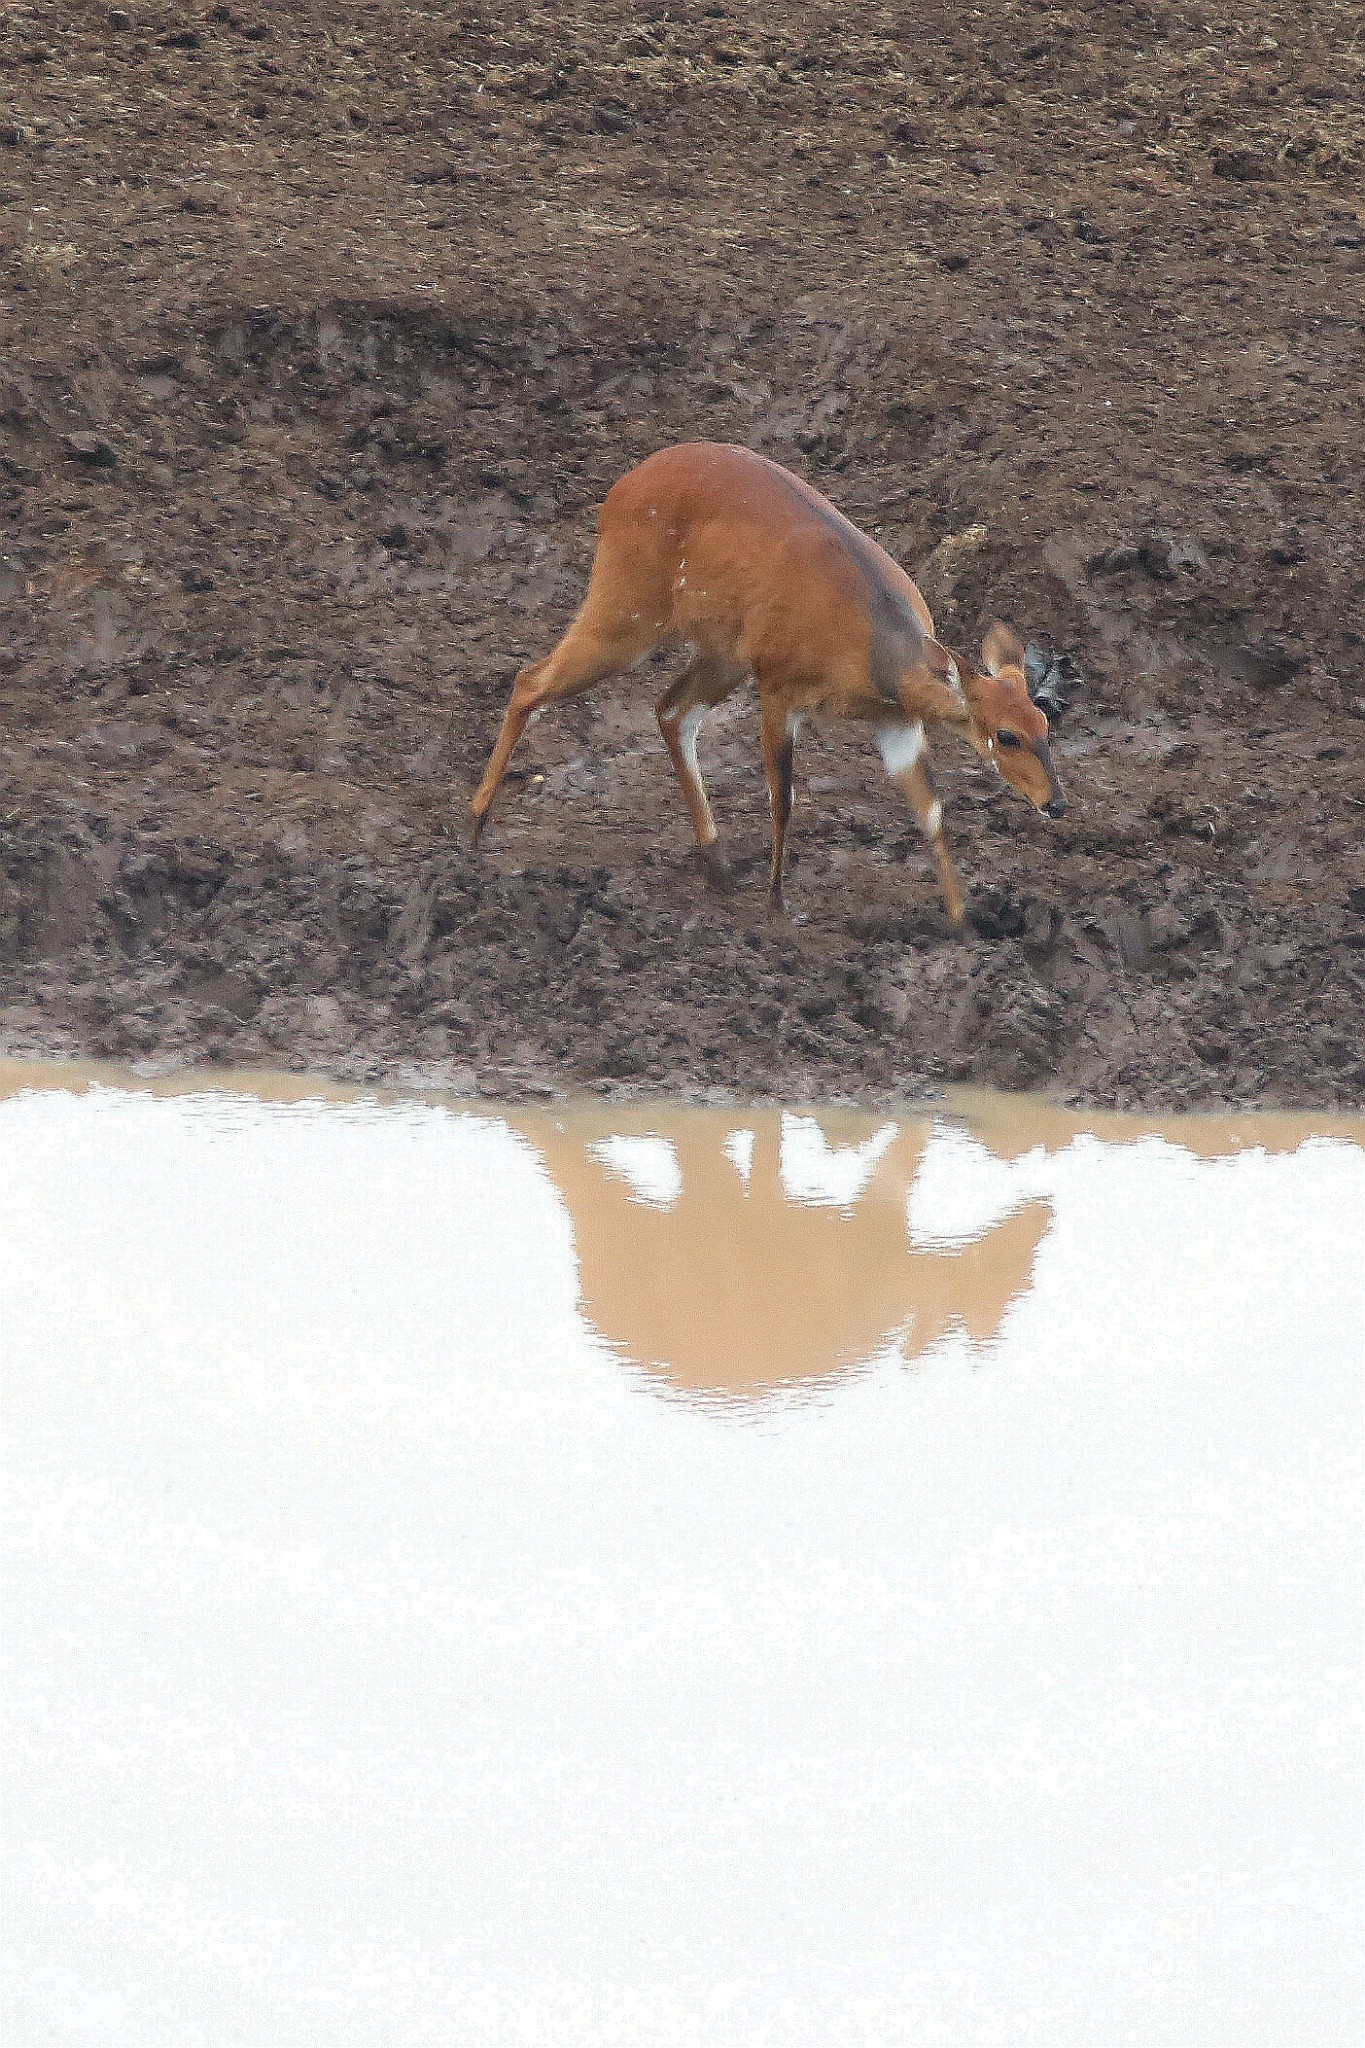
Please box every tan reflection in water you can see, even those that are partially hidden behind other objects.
[4,1058,1359,1401]
[941,1086,1364,1164]
[510,1107,1050,1399]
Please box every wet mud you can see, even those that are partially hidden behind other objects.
[2,0,1363,1107]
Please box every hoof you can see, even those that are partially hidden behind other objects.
[694,844,735,893]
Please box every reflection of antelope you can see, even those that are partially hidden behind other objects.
[471,442,1067,924]
[508,1107,1051,1399]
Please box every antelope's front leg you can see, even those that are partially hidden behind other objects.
[760,698,799,914]
[877,722,966,929]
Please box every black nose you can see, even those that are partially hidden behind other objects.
[1044,795,1069,820]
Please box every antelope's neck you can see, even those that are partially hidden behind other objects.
[904,667,973,730]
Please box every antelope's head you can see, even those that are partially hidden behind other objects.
[937,624,1068,818]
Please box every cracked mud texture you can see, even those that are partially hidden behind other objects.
[1,0,1363,1107]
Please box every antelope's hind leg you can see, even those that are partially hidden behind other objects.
[469,611,654,845]
[877,721,965,928]
[655,653,746,888]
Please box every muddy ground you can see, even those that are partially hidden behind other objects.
[1,0,1362,1107]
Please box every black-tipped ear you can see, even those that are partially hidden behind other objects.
[981,621,1026,677]
[1025,643,1084,720]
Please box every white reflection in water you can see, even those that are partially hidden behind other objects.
[1,1063,1362,2048]
[594,1116,902,1217]
[590,1132,685,1210]
[907,1121,1044,1246]
[779,1113,899,1209]
[722,1125,755,1188]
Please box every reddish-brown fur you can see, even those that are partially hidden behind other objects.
[470,442,1066,922]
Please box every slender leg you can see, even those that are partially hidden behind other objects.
[759,697,799,914]
[469,653,550,845]
[469,614,652,844]
[877,721,965,928]
[655,654,745,882]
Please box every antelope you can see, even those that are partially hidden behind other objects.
[470,441,1067,924]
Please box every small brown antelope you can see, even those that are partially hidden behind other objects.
[470,441,1067,924]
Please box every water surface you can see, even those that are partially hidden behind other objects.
[2,1061,1362,2045]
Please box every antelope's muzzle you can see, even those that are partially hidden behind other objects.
[1033,739,1067,820]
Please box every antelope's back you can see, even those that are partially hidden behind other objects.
[603,443,932,702]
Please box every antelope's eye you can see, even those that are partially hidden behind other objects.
[996,729,1022,750]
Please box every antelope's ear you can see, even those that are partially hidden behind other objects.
[924,638,962,689]
[981,621,1026,677]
